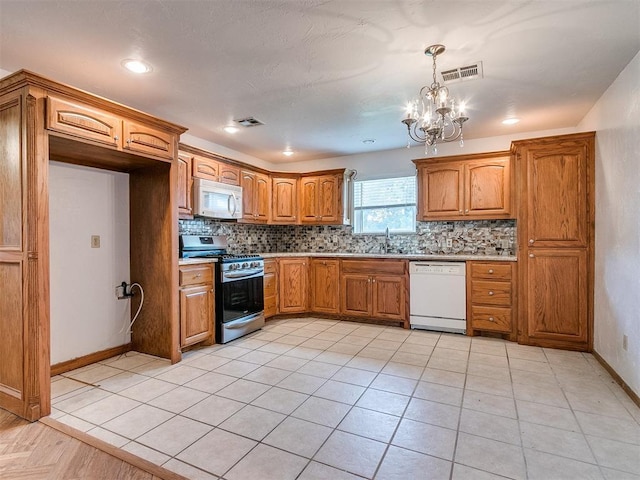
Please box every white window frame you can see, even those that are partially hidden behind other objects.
[352,175,417,235]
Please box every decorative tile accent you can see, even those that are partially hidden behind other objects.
[179,219,516,255]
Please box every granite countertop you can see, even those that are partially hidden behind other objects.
[259,252,517,262]
[178,258,218,266]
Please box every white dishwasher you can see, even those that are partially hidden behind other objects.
[409,262,466,334]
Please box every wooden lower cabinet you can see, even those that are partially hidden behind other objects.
[310,259,340,314]
[264,259,278,318]
[179,264,214,347]
[523,248,588,347]
[466,261,516,340]
[340,260,407,324]
[278,258,308,313]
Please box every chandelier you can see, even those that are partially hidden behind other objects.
[402,44,469,155]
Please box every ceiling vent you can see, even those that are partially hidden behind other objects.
[441,61,483,84]
[234,117,264,127]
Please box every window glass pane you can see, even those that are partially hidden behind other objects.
[353,176,416,234]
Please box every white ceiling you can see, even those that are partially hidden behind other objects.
[1,1,639,163]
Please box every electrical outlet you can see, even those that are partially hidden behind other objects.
[446,238,453,248]
[91,235,100,248]
[501,239,510,249]
[623,334,628,351]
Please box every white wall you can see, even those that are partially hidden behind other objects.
[49,162,131,364]
[579,51,640,395]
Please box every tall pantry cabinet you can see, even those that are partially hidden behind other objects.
[513,132,595,351]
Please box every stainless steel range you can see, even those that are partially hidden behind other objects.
[180,235,265,343]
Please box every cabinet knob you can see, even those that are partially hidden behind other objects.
[529,239,534,244]
[194,273,202,278]
[488,269,494,274]
[529,253,535,258]
[126,139,131,145]
[368,278,371,283]
[114,135,119,142]
[489,317,495,322]
[488,291,494,296]
[372,279,376,283]
[459,210,463,213]
[465,209,469,213]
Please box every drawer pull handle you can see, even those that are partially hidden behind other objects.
[489,317,495,322]
[488,269,494,274]
[488,291,494,296]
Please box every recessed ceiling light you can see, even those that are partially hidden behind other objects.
[282,150,294,157]
[362,139,376,144]
[121,59,152,74]
[502,117,520,125]
[223,125,239,134]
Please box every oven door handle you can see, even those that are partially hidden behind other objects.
[225,313,263,329]
[223,268,264,279]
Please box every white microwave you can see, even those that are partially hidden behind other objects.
[193,177,242,220]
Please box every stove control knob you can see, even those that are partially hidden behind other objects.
[242,262,249,269]
[229,264,238,270]
[251,261,260,268]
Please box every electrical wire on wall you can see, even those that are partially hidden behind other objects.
[120,282,144,335]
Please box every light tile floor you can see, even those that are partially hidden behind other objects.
[50,318,640,480]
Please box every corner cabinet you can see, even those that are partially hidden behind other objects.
[271,174,299,224]
[179,264,215,347]
[513,132,594,351]
[241,169,271,223]
[278,258,309,313]
[414,151,513,221]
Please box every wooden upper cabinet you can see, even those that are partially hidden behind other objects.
[192,155,220,181]
[414,152,512,221]
[177,152,193,218]
[47,96,121,147]
[278,257,308,313]
[122,121,174,160]
[271,175,299,224]
[241,170,270,223]
[310,258,340,314]
[417,163,464,218]
[219,164,240,186]
[524,148,588,248]
[299,173,342,224]
[465,158,511,216]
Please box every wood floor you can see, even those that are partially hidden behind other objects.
[0,408,177,480]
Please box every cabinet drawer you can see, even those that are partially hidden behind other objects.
[264,273,276,296]
[219,164,240,185]
[47,96,121,147]
[264,259,277,274]
[471,280,511,306]
[341,259,406,275]
[179,265,213,287]
[193,156,220,180]
[470,306,511,332]
[470,263,512,280]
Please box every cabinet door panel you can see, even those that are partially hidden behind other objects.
[341,274,371,317]
[420,164,464,218]
[0,96,23,249]
[123,122,174,160]
[527,151,587,247]
[0,261,24,398]
[526,249,587,343]
[219,164,240,185]
[180,285,214,347]
[279,259,308,313]
[241,171,257,220]
[310,260,340,313]
[466,159,510,216]
[272,177,298,223]
[256,174,270,221]
[372,276,405,320]
[47,96,121,147]
[192,155,220,180]
[300,177,318,222]
[318,176,340,222]
[177,153,193,217]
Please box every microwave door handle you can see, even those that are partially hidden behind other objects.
[229,194,238,216]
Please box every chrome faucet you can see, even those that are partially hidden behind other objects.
[382,227,391,254]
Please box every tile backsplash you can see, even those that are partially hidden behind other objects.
[179,219,516,256]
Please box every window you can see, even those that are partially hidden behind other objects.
[353,176,416,234]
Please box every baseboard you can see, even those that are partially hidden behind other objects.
[40,417,187,480]
[51,343,132,376]
[592,349,640,409]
